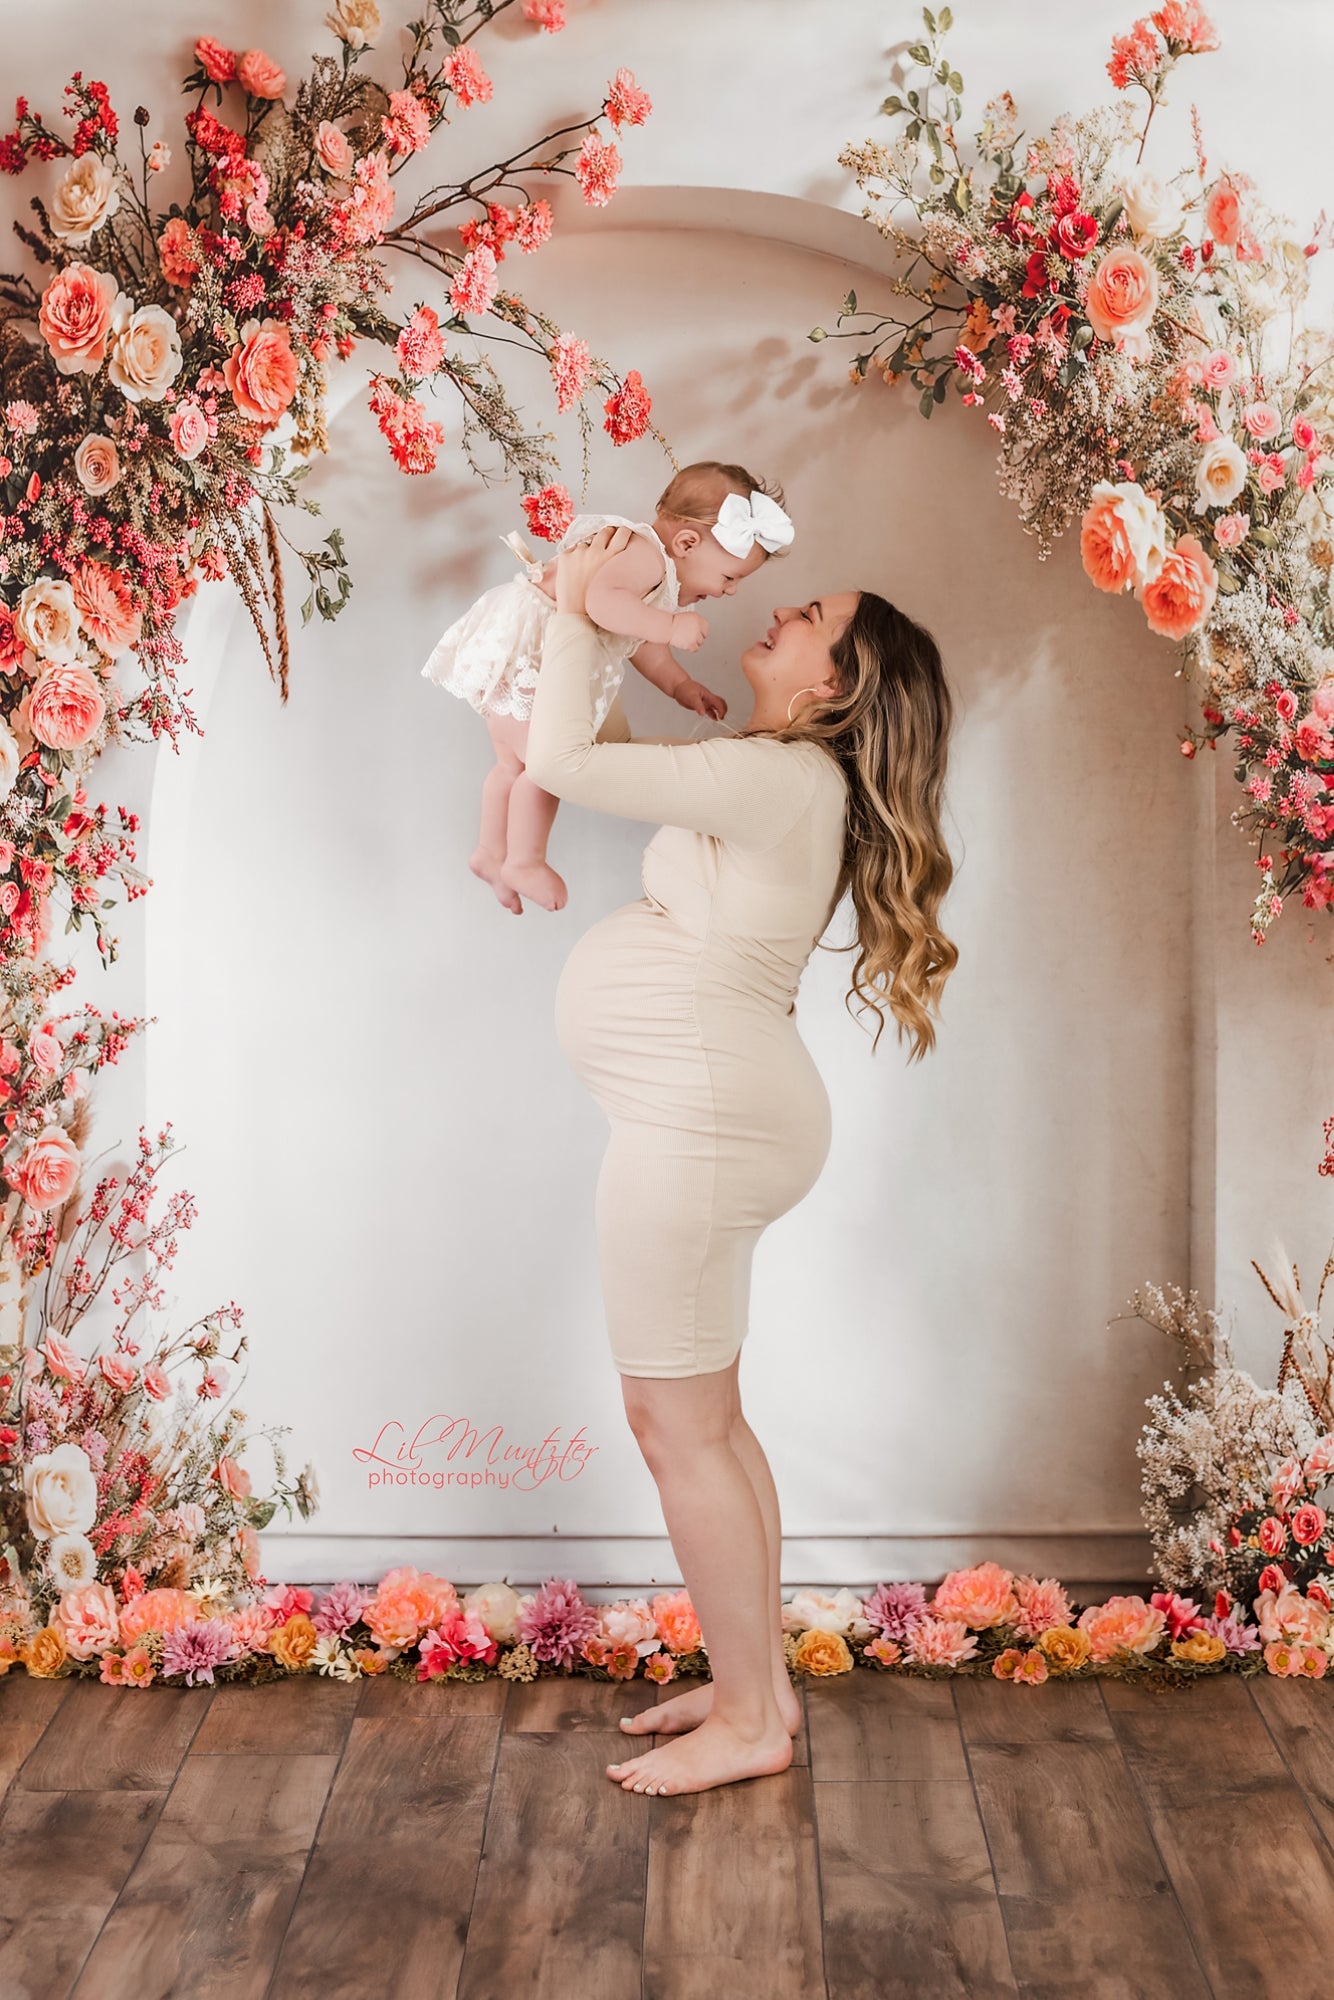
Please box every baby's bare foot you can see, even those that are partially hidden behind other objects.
[470,848,523,914]
[619,1676,801,1739]
[501,858,567,912]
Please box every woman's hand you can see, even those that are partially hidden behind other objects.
[554,524,634,616]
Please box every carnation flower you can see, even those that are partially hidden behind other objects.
[574,130,622,208]
[550,332,592,413]
[381,88,432,154]
[514,200,554,253]
[521,484,574,540]
[443,47,492,107]
[603,368,651,444]
[395,305,446,380]
[517,1575,600,1667]
[448,243,498,318]
[604,68,652,130]
[523,0,567,29]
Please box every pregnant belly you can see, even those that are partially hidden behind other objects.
[554,899,830,1161]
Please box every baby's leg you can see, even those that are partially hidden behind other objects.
[472,711,527,913]
[494,716,567,912]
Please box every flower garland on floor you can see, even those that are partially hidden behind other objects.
[817,4,1334,941]
[0,4,667,1609]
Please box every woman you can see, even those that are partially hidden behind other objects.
[524,525,959,1797]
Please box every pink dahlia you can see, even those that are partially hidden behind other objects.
[861,1579,929,1641]
[518,1576,600,1668]
[312,1580,372,1637]
[903,1616,979,1667]
[1011,1574,1075,1639]
[161,1616,238,1686]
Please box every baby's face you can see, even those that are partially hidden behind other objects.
[669,529,768,603]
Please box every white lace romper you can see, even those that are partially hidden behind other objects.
[421,511,682,732]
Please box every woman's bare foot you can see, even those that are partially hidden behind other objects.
[619,1675,801,1739]
[607,1711,793,1795]
[469,847,523,914]
[501,857,567,911]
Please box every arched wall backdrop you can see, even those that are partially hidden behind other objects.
[12,0,1334,1589]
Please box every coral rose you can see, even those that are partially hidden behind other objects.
[39,263,123,375]
[793,1628,854,1676]
[1206,177,1243,248]
[1291,1502,1328,1545]
[108,301,184,403]
[169,402,211,461]
[29,662,107,749]
[1084,247,1159,353]
[73,433,122,495]
[1080,480,1167,592]
[70,559,142,656]
[1139,533,1217,639]
[930,1561,1019,1629]
[49,155,121,246]
[1075,1594,1167,1662]
[9,1123,82,1212]
[1036,1623,1092,1671]
[24,1439,97,1537]
[223,318,300,424]
[237,49,287,99]
[53,1582,120,1661]
[16,577,81,663]
[315,120,353,177]
[157,216,201,290]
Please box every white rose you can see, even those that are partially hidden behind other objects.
[0,716,19,802]
[463,1580,522,1643]
[326,0,381,47]
[781,1587,875,1638]
[23,1440,98,1539]
[49,154,122,246]
[15,576,81,663]
[73,432,122,495]
[1195,435,1248,511]
[1119,167,1184,241]
[108,301,183,404]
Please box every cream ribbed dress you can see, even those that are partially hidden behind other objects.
[525,611,849,1378]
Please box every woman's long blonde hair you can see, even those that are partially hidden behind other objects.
[761,592,959,1063]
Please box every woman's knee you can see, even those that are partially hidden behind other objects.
[620,1368,740,1462]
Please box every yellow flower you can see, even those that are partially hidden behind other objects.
[1036,1624,1092,1672]
[793,1628,854,1676]
[270,1613,318,1671]
[1170,1630,1226,1666]
[963,296,995,351]
[22,1625,69,1678]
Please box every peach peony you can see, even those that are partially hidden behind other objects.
[117,1588,203,1643]
[157,216,201,290]
[9,1123,82,1212]
[1254,1581,1332,1646]
[237,49,287,99]
[1076,1594,1167,1662]
[1139,533,1218,639]
[223,318,300,424]
[38,262,122,375]
[904,1615,978,1666]
[930,1561,1019,1629]
[53,1582,120,1661]
[73,433,122,495]
[596,1596,657,1650]
[651,1588,703,1654]
[1084,246,1158,352]
[70,558,142,656]
[1080,479,1168,593]
[28,662,107,749]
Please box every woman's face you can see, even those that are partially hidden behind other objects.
[739,590,860,706]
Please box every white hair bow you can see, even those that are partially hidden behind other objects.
[710,490,794,559]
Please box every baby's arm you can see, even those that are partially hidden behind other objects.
[583,540,703,649]
[628,639,689,700]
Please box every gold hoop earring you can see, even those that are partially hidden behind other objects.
[786,685,818,725]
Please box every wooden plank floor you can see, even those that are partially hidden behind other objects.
[6,1649,1334,1998]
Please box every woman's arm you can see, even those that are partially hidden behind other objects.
[525,610,816,845]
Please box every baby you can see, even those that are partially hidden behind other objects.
[422,459,794,912]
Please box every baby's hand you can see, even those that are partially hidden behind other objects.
[674,677,728,721]
[669,610,709,653]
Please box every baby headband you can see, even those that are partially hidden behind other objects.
[710,490,795,558]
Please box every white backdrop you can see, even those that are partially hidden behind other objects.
[12,0,1334,1590]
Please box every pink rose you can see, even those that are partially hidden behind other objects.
[1258,1514,1289,1555]
[237,49,286,100]
[28,662,108,748]
[1257,457,1286,495]
[28,1025,62,1073]
[1291,1502,1328,1546]
[142,1361,173,1402]
[1215,511,1249,548]
[1139,533,1218,639]
[42,1328,87,1382]
[1274,688,1299,722]
[1084,246,1159,351]
[0,883,19,916]
[1295,713,1334,763]
[70,558,142,656]
[1201,349,1237,389]
[223,319,299,423]
[1206,177,1242,248]
[1242,402,1282,442]
[73,433,121,495]
[315,120,353,177]
[194,36,237,83]
[1293,416,1318,453]
[98,1353,137,1392]
[1311,678,1334,724]
[0,1040,19,1075]
[38,262,121,376]
[9,1124,81,1210]
[54,1582,120,1661]
[169,402,211,461]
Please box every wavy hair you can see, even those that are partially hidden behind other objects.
[754,592,959,1063]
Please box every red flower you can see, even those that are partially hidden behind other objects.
[1021,250,1052,297]
[522,484,574,540]
[1053,212,1099,260]
[602,368,651,445]
[1047,174,1082,217]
